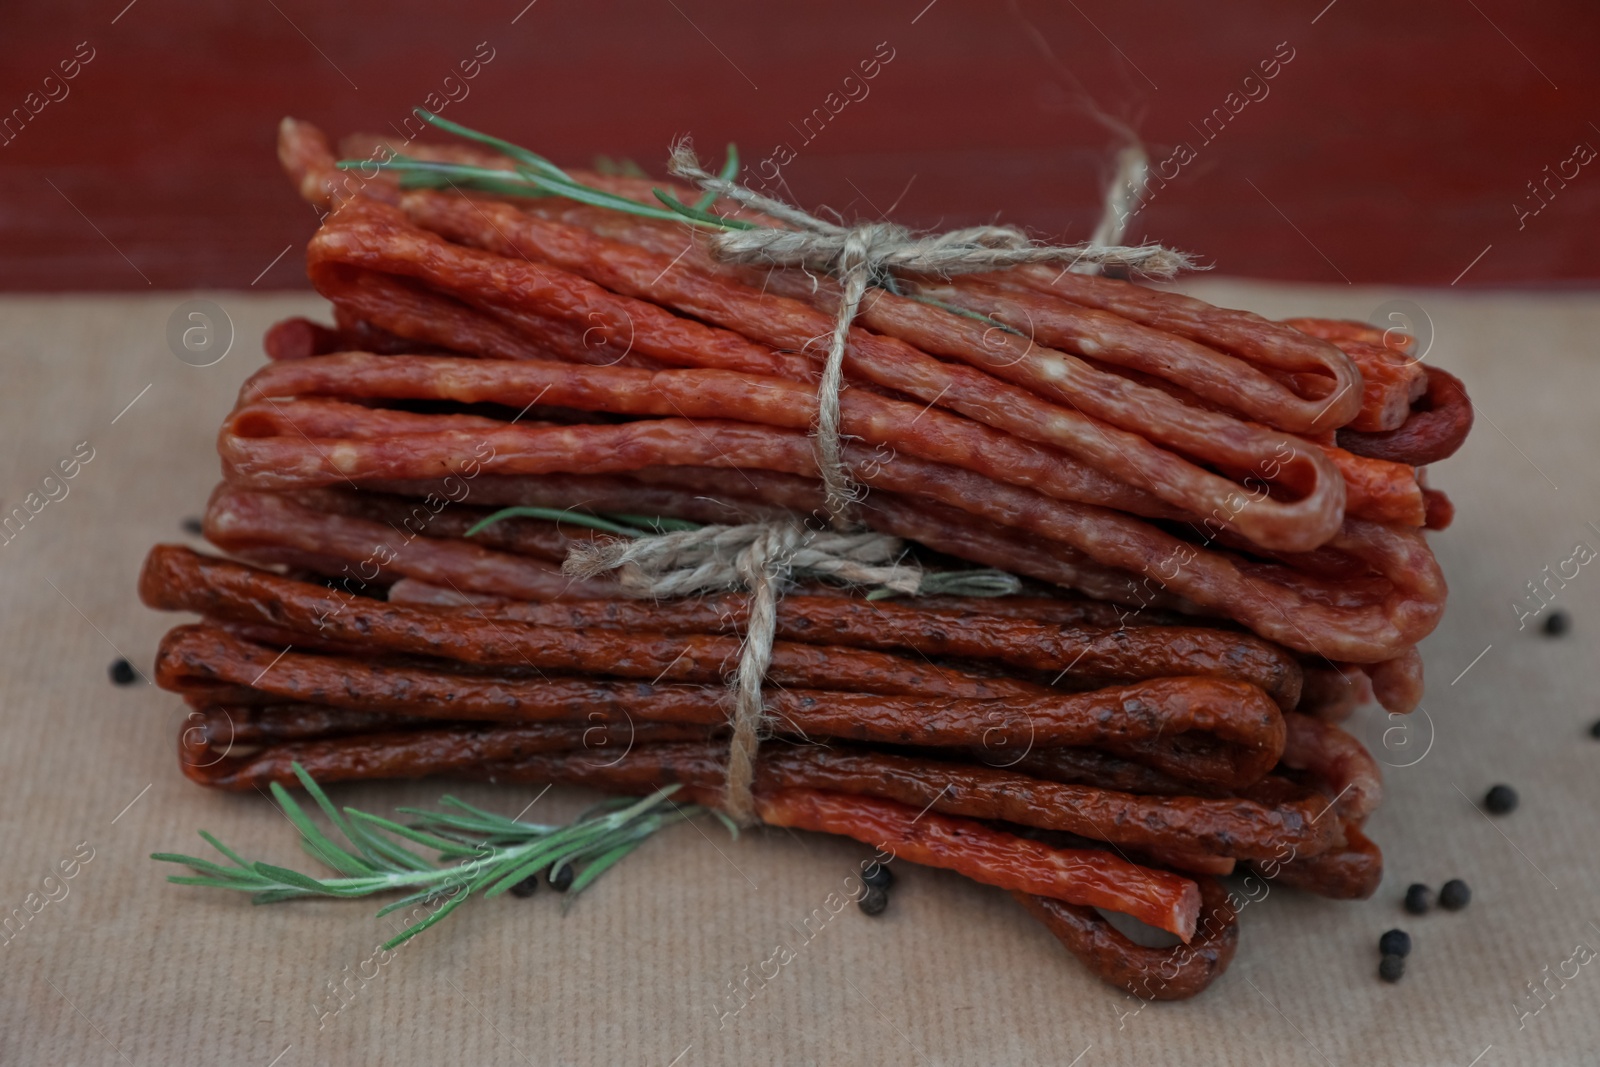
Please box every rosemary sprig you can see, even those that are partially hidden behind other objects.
[152,764,715,949]
[339,108,751,231]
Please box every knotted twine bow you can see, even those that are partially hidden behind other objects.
[565,144,1189,823]
[566,523,1016,822]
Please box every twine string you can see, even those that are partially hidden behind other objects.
[563,144,1174,822]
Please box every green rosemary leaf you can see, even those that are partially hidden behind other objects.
[196,830,256,871]
[166,874,267,891]
[435,795,517,820]
[457,832,570,900]
[563,837,649,905]
[536,175,694,222]
[250,862,346,895]
[602,513,704,533]
[291,764,386,871]
[436,795,561,833]
[900,291,1027,336]
[477,800,667,899]
[918,568,1022,597]
[153,851,272,886]
[396,810,528,837]
[691,143,741,210]
[270,780,377,876]
[345,809,470,857]
[504,800,678,889]
[603,785,684,826]
[416,830,518,857]
[390,163,552,201]
[717,143,741,182]
[298,835,379,880]
[652,188,758,230]
[425,827,536,851]
[373,885,460,919]
[397,817,486,839]
[481,852,557,899]
[566,795,648,827]
[464,505,648,539]
[365,157,538,189]
[541,822,656,884]
[292,763,350,824]
[380,887,469,950]
[338,817,436,874]
[708,808,743,840]
[411,108,569,181]
[470,851,534,896]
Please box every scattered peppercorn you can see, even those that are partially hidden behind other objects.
[509,875,538,898]
[1379,929,1412,957]
[548,861,574,892]
[1379,954,1406,982]
[109,658,138,686]
[1542,610,1571,637]
[180,516,204,537]
[861,861,894,891]
[1589,719,1600,740]
[1484,784,1519,815]
[858,885,889,916]
[1403,883,1432,915]
[1439,879,1471,911]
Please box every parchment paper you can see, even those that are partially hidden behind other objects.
[2,283,1597,1066]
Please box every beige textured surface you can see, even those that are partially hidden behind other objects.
[1,285,1597,1066]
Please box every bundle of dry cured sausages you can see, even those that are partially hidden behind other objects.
[138,117,1474,1000]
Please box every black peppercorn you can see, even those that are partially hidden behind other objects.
[858,885,889,916]
[1589,719,1600,740]
[1484,784,1518,815]
[861,861,894,891]
[1379,929,1411,957]
[1542,610,1570,637]
[509,875,538,898]
[1403,883,1431,915]
[180,516,204,537]
[1379,954,1406,982]
[1439,879,1471,910]
[548,861,574,892]
[109,658,138,686]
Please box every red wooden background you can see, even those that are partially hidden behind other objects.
[1,0,1595,290]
